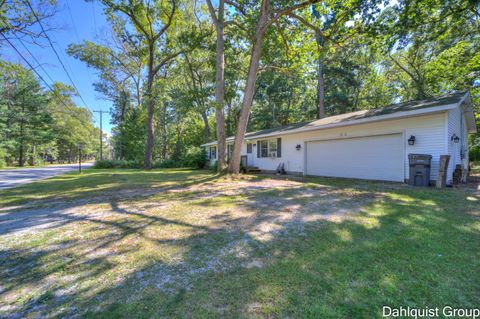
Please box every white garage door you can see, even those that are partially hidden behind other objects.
[306,133,404,181]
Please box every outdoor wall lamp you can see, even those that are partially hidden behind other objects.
[408,135,416,146]
[451,134,460,143]
[296,144,302,150]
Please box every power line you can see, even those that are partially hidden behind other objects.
[65,0,80,43]
[1,34,92,125]
[64,0,99,94]
[92,0,98,36]
[25,0,91,110]
[14,34,56,84]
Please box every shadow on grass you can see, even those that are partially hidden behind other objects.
[0,173,479,318]
[0,168,217,209]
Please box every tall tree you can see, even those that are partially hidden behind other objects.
[48,83,101,163]
[205,0,228,171]
[68,28,145,160]
[97,0,183,169]
[0,62,53,166]
[288,2,361,118]
[374,0,480,101]
[227,0,323,174]
[0,61,99,166]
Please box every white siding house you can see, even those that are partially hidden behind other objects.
[203,91,476,185]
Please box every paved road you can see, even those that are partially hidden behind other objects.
[0,163,94,190]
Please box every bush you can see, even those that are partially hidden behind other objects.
[182,146,207,169]
[93,160,115,169]
[152,159,179,169]
[119,160,143,169]
[93,147,208,170]
[469,147,480,162]
[93,160,142,169]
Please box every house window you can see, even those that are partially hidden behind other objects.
[247,143,253,154]
[269,140,277,156]
[210,146,216,159]
[260,140,269,157]
[257,138,282,158]
[258,138,281,158]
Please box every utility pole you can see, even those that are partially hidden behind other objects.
[93,110,108,160]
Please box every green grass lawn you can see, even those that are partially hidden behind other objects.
[0,169,478,318]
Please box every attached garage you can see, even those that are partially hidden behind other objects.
[305,133,404,181]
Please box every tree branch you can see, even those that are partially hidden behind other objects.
[388,54,417,81]
[152,50,184,75]
[154,0,177,41]
[205,0,219,26]
[272,0,321,21]
[287,12,325,38]
[224,20,248,33]
[224,0,247,15]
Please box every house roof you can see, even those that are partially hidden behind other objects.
[202,91,475,147]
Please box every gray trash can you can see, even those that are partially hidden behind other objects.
[408,154,432,186]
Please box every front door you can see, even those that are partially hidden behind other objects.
[246,143,254,167]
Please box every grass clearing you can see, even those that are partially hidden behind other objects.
[0,169,479,318]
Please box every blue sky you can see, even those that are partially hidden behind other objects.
[3,0,114,133]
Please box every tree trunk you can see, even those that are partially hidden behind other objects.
[175,125,183,159]
[143,42,155,170]
[201,111,211,143]
[228,1,270,174]
[30,144,36,166]
[416,80,427,100]
[317,58,325,118]
[162,101,167,160]
[316,32,325,119]
[136,77,142,108]
[213,0,227,172]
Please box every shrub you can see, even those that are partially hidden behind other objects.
[152,159,178,169]
[93,160,142,169]
[93,160,115,169]
[93,147,208,170]
[182,146,207,169]
[469,147,480,162]
[119,160,143,169]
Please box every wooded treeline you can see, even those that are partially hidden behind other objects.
[0,61,104,167]
[2,0,479,171]
[0,0,105,167]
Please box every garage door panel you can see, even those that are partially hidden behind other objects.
[306,134,404,181]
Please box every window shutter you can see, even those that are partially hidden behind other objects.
[277,138,282,158]
[257,141,261,158]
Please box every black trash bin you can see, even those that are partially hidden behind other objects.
[408,154,432,186]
